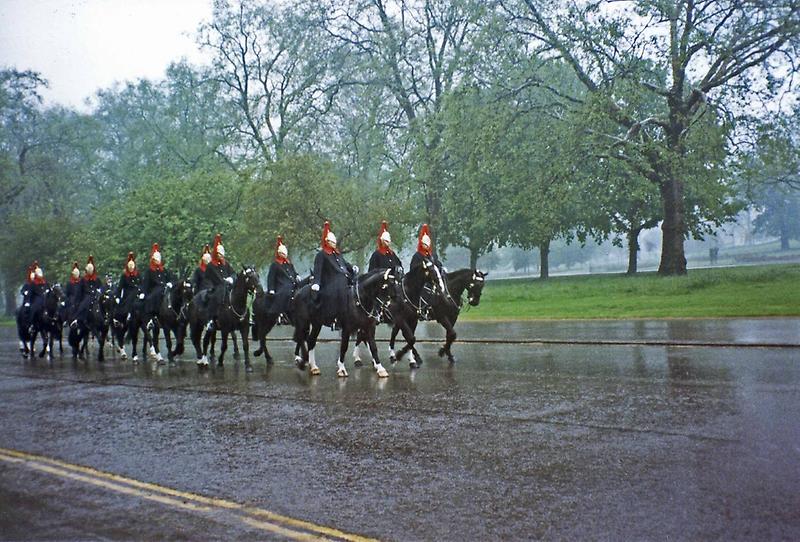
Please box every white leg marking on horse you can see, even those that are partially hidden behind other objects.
[374,361,389,378]
[336,358,348,378]
[309,349,320,375]
[389,348,396,364]
[408,351,417,369]
[118,346,127,359]
[353,343,362,363]
[148,345,156,359]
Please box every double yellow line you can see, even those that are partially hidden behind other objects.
[0,447,378,542]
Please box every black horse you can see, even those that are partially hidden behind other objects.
[155,278,193,362]
[111,280,151,363]
[37,284,65,360]
[389,268,487,365]
[251,275,313,364]
[352,259,442,369]
[199,267,260,370]
[69,288,114,361]
[293,268,396,378]
[16,286,55,360]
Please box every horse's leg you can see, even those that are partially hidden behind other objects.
[437,317,458,364]
[152,325,165,364]
[388,324,401,364]
[131,324,140,363]
[97,328,106,362]
[231,331,240,360]
[306,324,320,375]
[193,322,208,367]
[398,320,421,369]
[241,318,252,372]
[218,331,228,367]
[115,324,128,360]
[367,328,388,378]
[37,330,48,358]
[164,326,174,363]
[261,318,275,364]
[336,329,349,378]
[352,331,364,367]
[293,322,307,369]
[174,321,186,356]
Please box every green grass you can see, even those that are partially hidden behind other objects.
[0,317,14,328]
[462,264,800,320]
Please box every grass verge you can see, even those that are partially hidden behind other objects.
[461,264,800,320]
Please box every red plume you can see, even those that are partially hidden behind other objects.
[149,242,164,272]
[321,221,338,254]
[85,255,98,281]
[125,252,138,277]
[417,224,432,257]
[377,220,393,255]
[275,235,289,264]
[199,244,211,271]
[211,233,225,265]
[70,261,80,284]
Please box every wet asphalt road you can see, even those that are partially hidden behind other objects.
[1,320,799,541]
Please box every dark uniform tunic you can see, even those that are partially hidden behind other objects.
[266,260,299,316]
[410,251,444,320]
[74,275,102,323]
[205,260,234,320]
[368,250,403,273]
[115,271,140,320]
[312,250,355,323]
[21,279,48,325]
[142,266,166,315]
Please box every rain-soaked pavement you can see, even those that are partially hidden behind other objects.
[0,319,799,540]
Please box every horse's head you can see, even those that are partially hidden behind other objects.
[240,266,260,294]
[466,270,487,306]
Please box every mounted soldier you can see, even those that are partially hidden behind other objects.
[311,221,358,326]
[192,244,212,293]
[205,233,234,329]
[368,221,403,273]
[410,223,443,273]
[142,243,167,325]
[266,235,299,323]
[65,261,81,316]
[117,252,140,298]
[71,256,101,328]
[21,261,48,330]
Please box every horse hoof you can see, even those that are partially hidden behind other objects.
[132,355,139,363]
[449,357,457,365]
[265,355,274,366]
[309,366,321,376]
[233,353,240,361]
[438,348,446,358]
[354,359,363,367]
[409,361,418,369]
[376,366,389,378]
[245,364,253,373]
[337,368,348,378]
[253,348,263,357]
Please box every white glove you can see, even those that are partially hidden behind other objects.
[166,282,173,288]
[138,293,145,300]
[116,298,120,304]
[225,277,234,285]
[352,265,359,274]
[268,290,275,295]
[311,284,320,292]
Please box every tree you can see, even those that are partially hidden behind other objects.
[199,0,348,164]
[753,185,800,249]
[317,0,489,241]
[238,154,408,268]
[501,0,800,275]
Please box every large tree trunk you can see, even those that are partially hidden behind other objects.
[539,240,550,280]
[469,247,479,270]
[627,228,641,275]
[658,177,688,275]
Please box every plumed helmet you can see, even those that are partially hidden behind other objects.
[212,233,225,259]
[126,252,136,271]
[321,221,337,251]
[201,244,212,266]
[276,236,288,259]
[86,255,96,275]
[71,261,80,278]
[378,220,392,246]
[150,243,162,264]
[417,224,432,255]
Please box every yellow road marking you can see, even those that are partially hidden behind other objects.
[0,447,378,542]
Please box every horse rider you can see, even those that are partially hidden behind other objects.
[410,223,443,273]
[20,261,48,330]
[71,255,101,328]
[142,243,167,326]
[311,221,358,326]
[65,261,81,313]
[205,233,234,329]
[113,252,140,325]
[368,221,403,273]
[192,244,212,293]
[266,235,299,324]
[410,224,445,319]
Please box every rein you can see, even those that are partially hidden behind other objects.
[353,276,382,323]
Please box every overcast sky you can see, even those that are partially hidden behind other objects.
[0,0,213,110]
